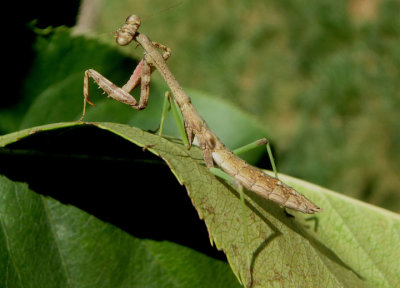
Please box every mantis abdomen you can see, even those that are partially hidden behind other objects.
[212,148,320,213]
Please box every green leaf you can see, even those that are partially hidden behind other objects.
[0,175,240,288]
[1,122,399,287]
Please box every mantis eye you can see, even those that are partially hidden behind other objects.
[115,30,133,46]
[125,15,141,26]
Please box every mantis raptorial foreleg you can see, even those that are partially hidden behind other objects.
[80,42,171,120]
[121,42,171,93]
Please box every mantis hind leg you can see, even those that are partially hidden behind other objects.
[233,138,279,179]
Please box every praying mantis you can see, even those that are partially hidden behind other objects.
[81,15,320,214]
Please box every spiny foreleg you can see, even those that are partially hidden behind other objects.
[80,57,151,120]
[121,41,171,93]
[80,40,171,120]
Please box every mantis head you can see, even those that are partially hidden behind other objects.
[115,14,141,46]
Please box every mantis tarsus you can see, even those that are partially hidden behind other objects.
[81,15,320,214]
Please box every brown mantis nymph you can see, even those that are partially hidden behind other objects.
[81,15,320,214]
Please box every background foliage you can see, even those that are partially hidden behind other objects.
[2,0,399,212]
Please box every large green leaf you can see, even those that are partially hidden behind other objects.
[0,174,239,288]
[1,122,399,287]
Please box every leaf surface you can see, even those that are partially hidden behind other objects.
[2,122,399,287]
[0,174,239,288]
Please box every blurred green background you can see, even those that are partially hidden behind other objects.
[2,0,400,212]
